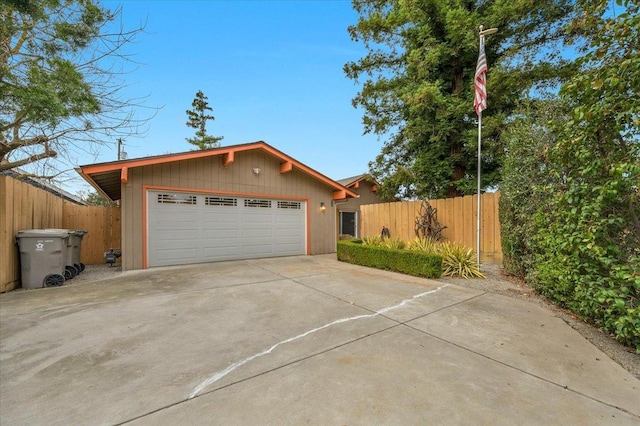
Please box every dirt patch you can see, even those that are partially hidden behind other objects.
[437,262,640,380]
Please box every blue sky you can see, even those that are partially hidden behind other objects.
[84,0,379,187]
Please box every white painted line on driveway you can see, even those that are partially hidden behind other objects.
[189,284,449,399]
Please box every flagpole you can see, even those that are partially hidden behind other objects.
[477,109,482,265]
[475,25,498,266]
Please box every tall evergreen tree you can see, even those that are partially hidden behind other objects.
[345,0,581,199]
[185,90,223,150]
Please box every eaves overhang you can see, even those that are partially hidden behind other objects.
[77,141,358,202]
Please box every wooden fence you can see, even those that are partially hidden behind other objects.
[1,176,121,292]
[360,192,502,261]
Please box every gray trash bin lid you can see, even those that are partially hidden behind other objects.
[17,229,71,239]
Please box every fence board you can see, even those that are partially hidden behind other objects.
[1,176,120,292]
[359,192,502,262]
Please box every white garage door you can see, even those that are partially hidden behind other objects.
[147,191,306,267]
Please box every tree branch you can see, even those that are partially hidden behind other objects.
[0,147,57,171]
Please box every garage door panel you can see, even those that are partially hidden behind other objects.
[243,228,274,238]
[202,246,241,258]
[153,229,200,241]
[148,191,306,267]
[153,211,200,224]
[202,211,238,222]
[202,229,239,239]
[155,238,201,250]
[243,215,274,225]
[243,244,276,256]
[276,242,303,252]
[154,248,199,263]
[202,235,239,245]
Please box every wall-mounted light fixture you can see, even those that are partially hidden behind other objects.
[320,202,326,212]
[253,167,261,175]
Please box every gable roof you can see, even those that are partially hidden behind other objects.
[336,174,379,189]
[77,141,358,202]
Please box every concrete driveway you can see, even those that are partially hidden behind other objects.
[1,255,638,425]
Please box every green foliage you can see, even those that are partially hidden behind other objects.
[340,237,484,279]
[1,1,148,176]
[407,237,438,253]
[362,235,383,246]
[80,190,115,207]
[337,239,442,279]
[529,0,640,351]
[499,99,567,278]
[345,0,580,198]
[185,90,223,150]
[381,237,405,250]
[361,235,406,249]
[437,242,485,279]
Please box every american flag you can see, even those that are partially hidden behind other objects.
[474,37,487,116]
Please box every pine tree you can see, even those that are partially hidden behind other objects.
[185,91,223,150]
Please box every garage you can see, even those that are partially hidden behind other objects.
[78,141,357,271]
[147,190,306,267]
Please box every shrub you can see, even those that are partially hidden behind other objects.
[437,242,485,279]
[362,235,383,246]
[337,239,442,279]
[381,237,406,250]
[407,237,438,253]
[499,100,565,279]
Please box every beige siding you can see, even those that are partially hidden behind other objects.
[336,180,386,238]
[121,150,337,270]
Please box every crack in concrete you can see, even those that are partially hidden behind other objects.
[187,283,450,399]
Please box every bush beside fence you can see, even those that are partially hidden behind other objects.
[337,239,442,279]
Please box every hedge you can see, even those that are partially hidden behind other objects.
[337,239,442,279]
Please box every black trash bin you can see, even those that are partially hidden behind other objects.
[16,230,69,289]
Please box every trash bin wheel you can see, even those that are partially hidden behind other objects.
[64,265,78,280]
[44,274,65,287]
[80,263,85,272]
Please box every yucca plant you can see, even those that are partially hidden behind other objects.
[407,237,439,254]
[381,237,406,250]
[437,242,485,279]
[362,235,383,246]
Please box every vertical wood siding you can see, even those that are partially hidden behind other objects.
[122,150,338,271]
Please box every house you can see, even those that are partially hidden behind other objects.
[77,141,357,271]
[335,174,386,238]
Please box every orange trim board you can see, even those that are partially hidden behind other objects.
[79,141,357,200]
[141,185,311,269]
[222,151,234,167]
[279,161,293,174]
